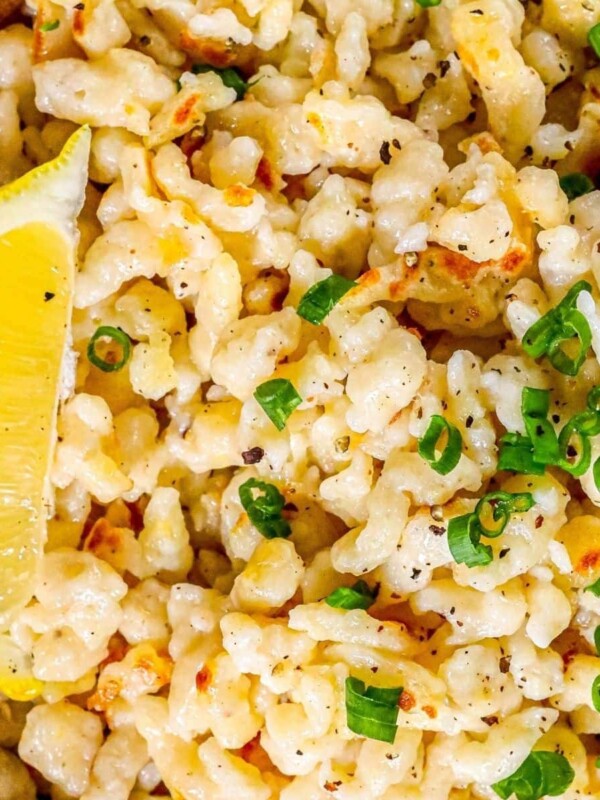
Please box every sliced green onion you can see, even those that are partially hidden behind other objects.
[560,280,593,311]
[449,491,535,569]
[594,625,600,655]
[503,384,600,480]
[40,19,60,31]
[591,23,600,57]
[522,280,592,376]
[474,491,535,538]
[570,410,600,438]
[522,387,560,465]
[558,418,592,476]
[297,275,356,325]
[87,326,132,372]
[498,433,546,475]
[546,308,592,376]
[415,0,442,7]
[588,387,600,413]
[254,378,302,431]
[585,577,600,596]
[325,580,376,610]
[492,751,574,800]
[594,456,600,492]
[417,415,462,475]
[559,172,595,202]
[447,513,493,567]
[592,675,600,712]
[238,478,291,539]
[191,64,253,100]
[522,311,560,360]
[345,677,402,743]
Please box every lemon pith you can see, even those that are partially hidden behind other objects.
[0,128,90,630]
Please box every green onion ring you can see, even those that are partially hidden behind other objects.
[474,491,535,538]
[570,410,600,438]
[87,325,132,372]
[558,419,592,477]
[522,311,559,359]
[447,513,493,567]
[546,308,592,377]
[417,415,462,475]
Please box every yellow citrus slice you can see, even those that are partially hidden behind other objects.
[0,127,90,630]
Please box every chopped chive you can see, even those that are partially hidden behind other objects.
[297,275,356,325]
[585,577,600,596]
[596,755,600,768]
[559,172,595,202]
[325,580,376,610]
[238,478,291,539]
[592,674,600,712]
[40,19,60,31]
[417,415,462,475]
[492,751,574,800]
[254,378,302,431]
[191,65,252,100]
[415,0,442,6]
[345,677,402,743]
[87,326,131,372]
[594,625,600,655]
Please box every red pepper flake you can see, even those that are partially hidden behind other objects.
[535,515,544,529]
[399,689,416,711]
[481,715,499,726]
[195,666,212,692]
[422,704,437,719]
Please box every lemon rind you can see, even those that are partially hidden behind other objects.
[0,125,91,240]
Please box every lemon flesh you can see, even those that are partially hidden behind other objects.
[0,128,90,630]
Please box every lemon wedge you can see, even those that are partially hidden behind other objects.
[0,127,91,630]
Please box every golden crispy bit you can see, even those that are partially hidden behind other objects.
[195,666,212,692]
[83,517,135,574]
[558,515,600,587]
[238,733,277,775]
[33,0,78,62]
[88,643,173,713]
[393,237,532,334]
[223,184,255,207]
[178,31,249,66]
